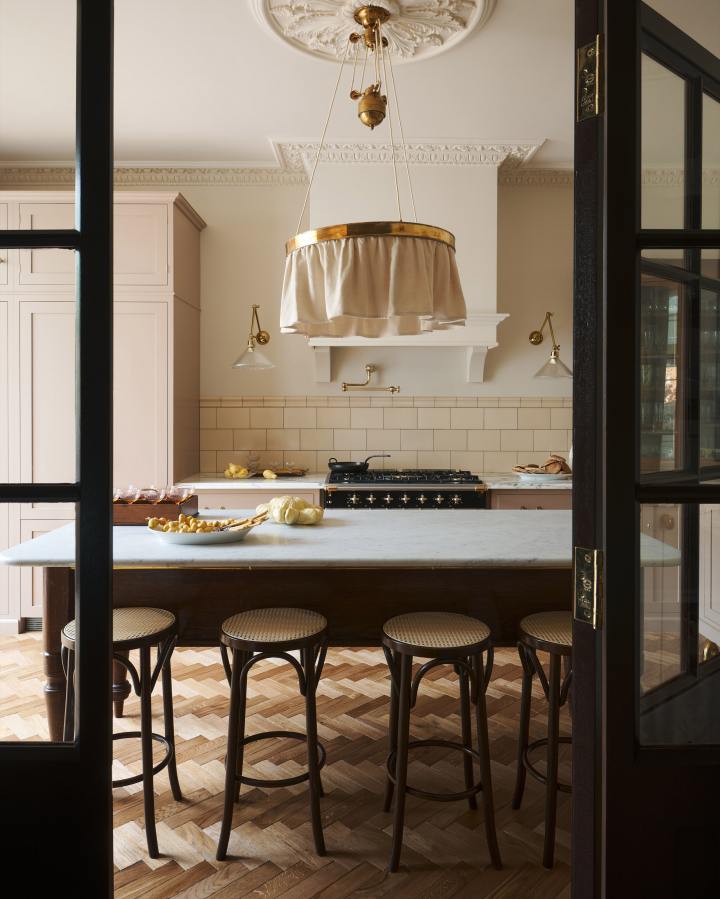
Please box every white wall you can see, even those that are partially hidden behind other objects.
[179,178,574,398]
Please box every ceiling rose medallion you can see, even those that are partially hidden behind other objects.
[252,0,497,63]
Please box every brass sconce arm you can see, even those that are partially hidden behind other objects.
[342,364,400,393]
[248,304,270,349]
[529,311,560,352]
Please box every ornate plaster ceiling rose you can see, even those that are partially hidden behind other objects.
[252,0,497,63]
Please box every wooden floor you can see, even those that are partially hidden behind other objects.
[1,633,571,898]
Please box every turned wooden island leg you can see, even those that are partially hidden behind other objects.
[43,567,74,742]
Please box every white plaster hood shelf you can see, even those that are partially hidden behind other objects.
[308,312,509,383]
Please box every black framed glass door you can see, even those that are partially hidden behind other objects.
[0,2,114,893]
[573,2,720,896]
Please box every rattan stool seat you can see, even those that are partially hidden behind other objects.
[383,611,491,654]
[62,607,176,646]
[221,607,327,646]
[519,611,572,650]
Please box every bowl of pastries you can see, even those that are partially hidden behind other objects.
[146,512,268,545]
[512,454,572,482]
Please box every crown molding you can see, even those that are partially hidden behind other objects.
[252,0,497,64]
[499,168,573,186]
[0,164,306,187]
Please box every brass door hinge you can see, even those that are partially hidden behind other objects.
[576,34,603,121]
[574,546,603,628]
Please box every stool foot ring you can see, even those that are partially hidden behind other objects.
[386,739,484,803]
[232,730,326,789]
[111,731,175,788]
[523,737,572,794]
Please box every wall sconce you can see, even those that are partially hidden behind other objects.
[232,304,274,370]
[529,311,572,378]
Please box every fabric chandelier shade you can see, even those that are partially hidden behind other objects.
[280,222,467,338]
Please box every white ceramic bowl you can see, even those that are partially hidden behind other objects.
[148,524,261,545]
[516,471,572,483]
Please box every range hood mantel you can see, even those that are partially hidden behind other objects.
[308,312,509,383]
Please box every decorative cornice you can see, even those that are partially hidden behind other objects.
[0,164,306,187]
[499,169,573,186]
[252,0,496,63]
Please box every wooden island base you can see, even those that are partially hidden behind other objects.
[43,565,572,742]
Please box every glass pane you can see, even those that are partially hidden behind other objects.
[640,503,720,746]
[701,287,720,469]
[641,54,687,229]
[703,93,720,230]
[701,248,720,281]
[640,271,684,472]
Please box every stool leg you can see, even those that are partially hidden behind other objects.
[217,648,242,861]
[512,642,533,810]
[139,646,159,858]
[113,650,131,718]
[303,641,326,857]
[383,649,399,813]
[62,648,75,743]
[459,661,478,811]
[543,652,561,869]
[388,653,412,874]
[232,651,250,803]
[473,652,502,870]
[161,640,183,802]
[302,648,325,799]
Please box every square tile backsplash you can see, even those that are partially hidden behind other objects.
[198,396,573,474]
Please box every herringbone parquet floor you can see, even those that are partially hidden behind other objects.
[1,633,571,898]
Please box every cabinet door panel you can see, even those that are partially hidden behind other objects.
[18,203,76,287]
[113,303,168,486]
[19,519,72,617]
[490,490,572,510]
[0,203,8,286]
[19,301,76,517]
[114,204,168,286]
[197,490,319,511]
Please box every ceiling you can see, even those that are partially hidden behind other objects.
[0,0,716,169]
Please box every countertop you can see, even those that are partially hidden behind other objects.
[179,473,573,491]
[0,509,676,570]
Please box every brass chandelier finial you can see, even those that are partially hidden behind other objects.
[348,5,391,129]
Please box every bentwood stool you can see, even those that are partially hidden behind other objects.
[381,611,502,873]
[60,607,182,858]
[512,611,572,868]
[216,607,328,861]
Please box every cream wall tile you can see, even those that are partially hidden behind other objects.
[450,408,484,429]
[435,429,467,451]
[200,429,233,451]
[384,408,418,429]
[434,397,457,407]
[456,397,478,407]
[483,451,519,470]
[534,430,570,451]
[349,396,371,406]
[520,397,542,407]
[328,396,350,407]
[541,397,563,407]
[484,408,517,430]
[476,398,500,407]
[370,396,394,407]
[517,451,553,466]
[267,429,300,451]
[317,408,351,429]
[334,429,367,450]
[307,397,329,407]
[418,407,451,429]
[401,430,433,451]
[284,397,307,407]
[233,429,267,450]
[199,407,217,429]
[517,408,551,430]
[217,407,250,429]
[499,397,522,407]
[217,450,245,471]
[301,429,334,450]
[467,430,500,451]
[250,407,283,429]
[450,451,485,472]
[284,407,317,429]
[366,429,401,450]
[390,396,413,407]
[388,451,418,468]
[417,451,451,468]
[413,397,435,407]
[563,397,573,407]
[351,408,384,429]
[550,408,573,429]
[237,396,263,406]
[199,450,217,473]
[262,397,284,407]
[200,397,220,408]
[501,430,534,451]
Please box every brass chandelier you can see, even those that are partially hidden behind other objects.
[280,4,466,339]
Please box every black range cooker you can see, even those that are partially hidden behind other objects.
[322,469,488,509]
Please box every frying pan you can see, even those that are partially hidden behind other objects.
[327,454,390,474]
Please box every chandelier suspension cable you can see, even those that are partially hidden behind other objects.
[379,30,402,220]
[295,35,353,235]
[387,49,417,223]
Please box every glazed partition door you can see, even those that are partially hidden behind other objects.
[573,2,720,896]
[0,2,114,894]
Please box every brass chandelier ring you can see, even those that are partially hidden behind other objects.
[286,221,456,255]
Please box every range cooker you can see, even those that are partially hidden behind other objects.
[322,469,488,509]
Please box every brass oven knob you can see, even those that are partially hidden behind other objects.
[401,493,410,504]
[418,494,427,505]
[434,494,445,504]
[383,493,393,504]
[451,494,461,505]
[367,494,377,505]
[349,493,360,505]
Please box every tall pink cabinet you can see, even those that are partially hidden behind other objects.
[0,191,206,631]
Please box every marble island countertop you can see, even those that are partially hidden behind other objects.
[179,472,573,491]
[0,509,676,570]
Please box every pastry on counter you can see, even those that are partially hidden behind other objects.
[513,454,572,475]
